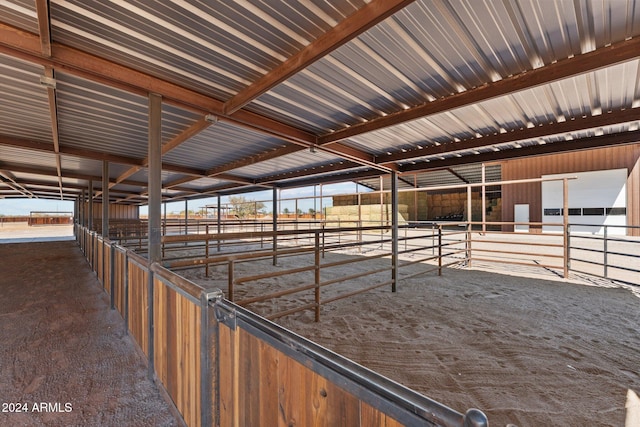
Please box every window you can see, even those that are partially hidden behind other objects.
[606,207,626,216]
[544,208,561,216]
[567,208,581,216]
[583,208,605,216]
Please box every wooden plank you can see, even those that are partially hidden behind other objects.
[360,401,404,427]
[218,323,235,427]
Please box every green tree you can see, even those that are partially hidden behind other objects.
[229,196,265,218]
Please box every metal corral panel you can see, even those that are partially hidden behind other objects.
[0,0,38,33]
[164,121,291,171]
[0,55,52,142]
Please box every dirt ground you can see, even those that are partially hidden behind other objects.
[0,240,177,427]
[181,244,640,427]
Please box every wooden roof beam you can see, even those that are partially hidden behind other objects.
[399,129,640,173]
[223,0,416,115]
[375,107,640,164]
[0,22,393,177]
[319,37,640,145]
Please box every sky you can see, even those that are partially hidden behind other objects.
[0,182,369,216]
[0,198,74,216]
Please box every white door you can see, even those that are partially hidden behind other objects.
[514,204,529,232]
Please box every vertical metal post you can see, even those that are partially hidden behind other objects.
[272,187,278,266]
[603,225,608,278]
[314,232,321,322]
[438,226,442,276]
[467,185,472,268]
[110,243,115,310]
[414,173,418,222]
[88,179,93,231]
[147,92,162,377]
[102,160,109,239]
[199,291,216,427]
[217,195,221,252]
[228,260,234,301]
[481,163,486,234]
[79,190,84,227]
[184,199,188,238]
[205,225,210,277]
[123,250,129,335]
[319,184,323,224]
[563,178,569,279]
[391,171,398,292]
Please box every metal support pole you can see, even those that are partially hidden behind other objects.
[467,185,472,268]
[102,160,109,239]
[88,179,93,231]
[391,172,398,292]
[147,92,162,377]
[481,163,486,234]
[272,187,278,266]
[315,232,321,322]
[110,243,115,310]
[184,199,188,238]
[603,225,608,278]
[563,178,569,279]
[217,195,221,252]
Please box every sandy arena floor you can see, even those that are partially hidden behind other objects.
[179,242,640,427]
[0,240,178,427]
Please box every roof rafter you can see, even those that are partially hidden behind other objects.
[0,135,207,177]
[375,107,640,164]
[400,129,640,173]
[318,37,640,145]
[0,22,395,180]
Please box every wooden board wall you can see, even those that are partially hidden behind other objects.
[82,203,139,223]
[113,249,126,314]
[127,260,149,356]
[501,144,640,234]
[218,324,405,427]
[153,278,201,427]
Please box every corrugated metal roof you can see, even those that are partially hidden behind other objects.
[55,72,149,159]
[0,54,52,142]
[1,0,639,204]
[0,0,38,33]
[163,121,290,171]
[232,149,346,179]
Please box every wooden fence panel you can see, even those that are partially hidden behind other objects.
[154,277,201,427]
[103,242,111,294]
[113,249,126,314]
[127,259,149,356]
[217,324,404,427]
